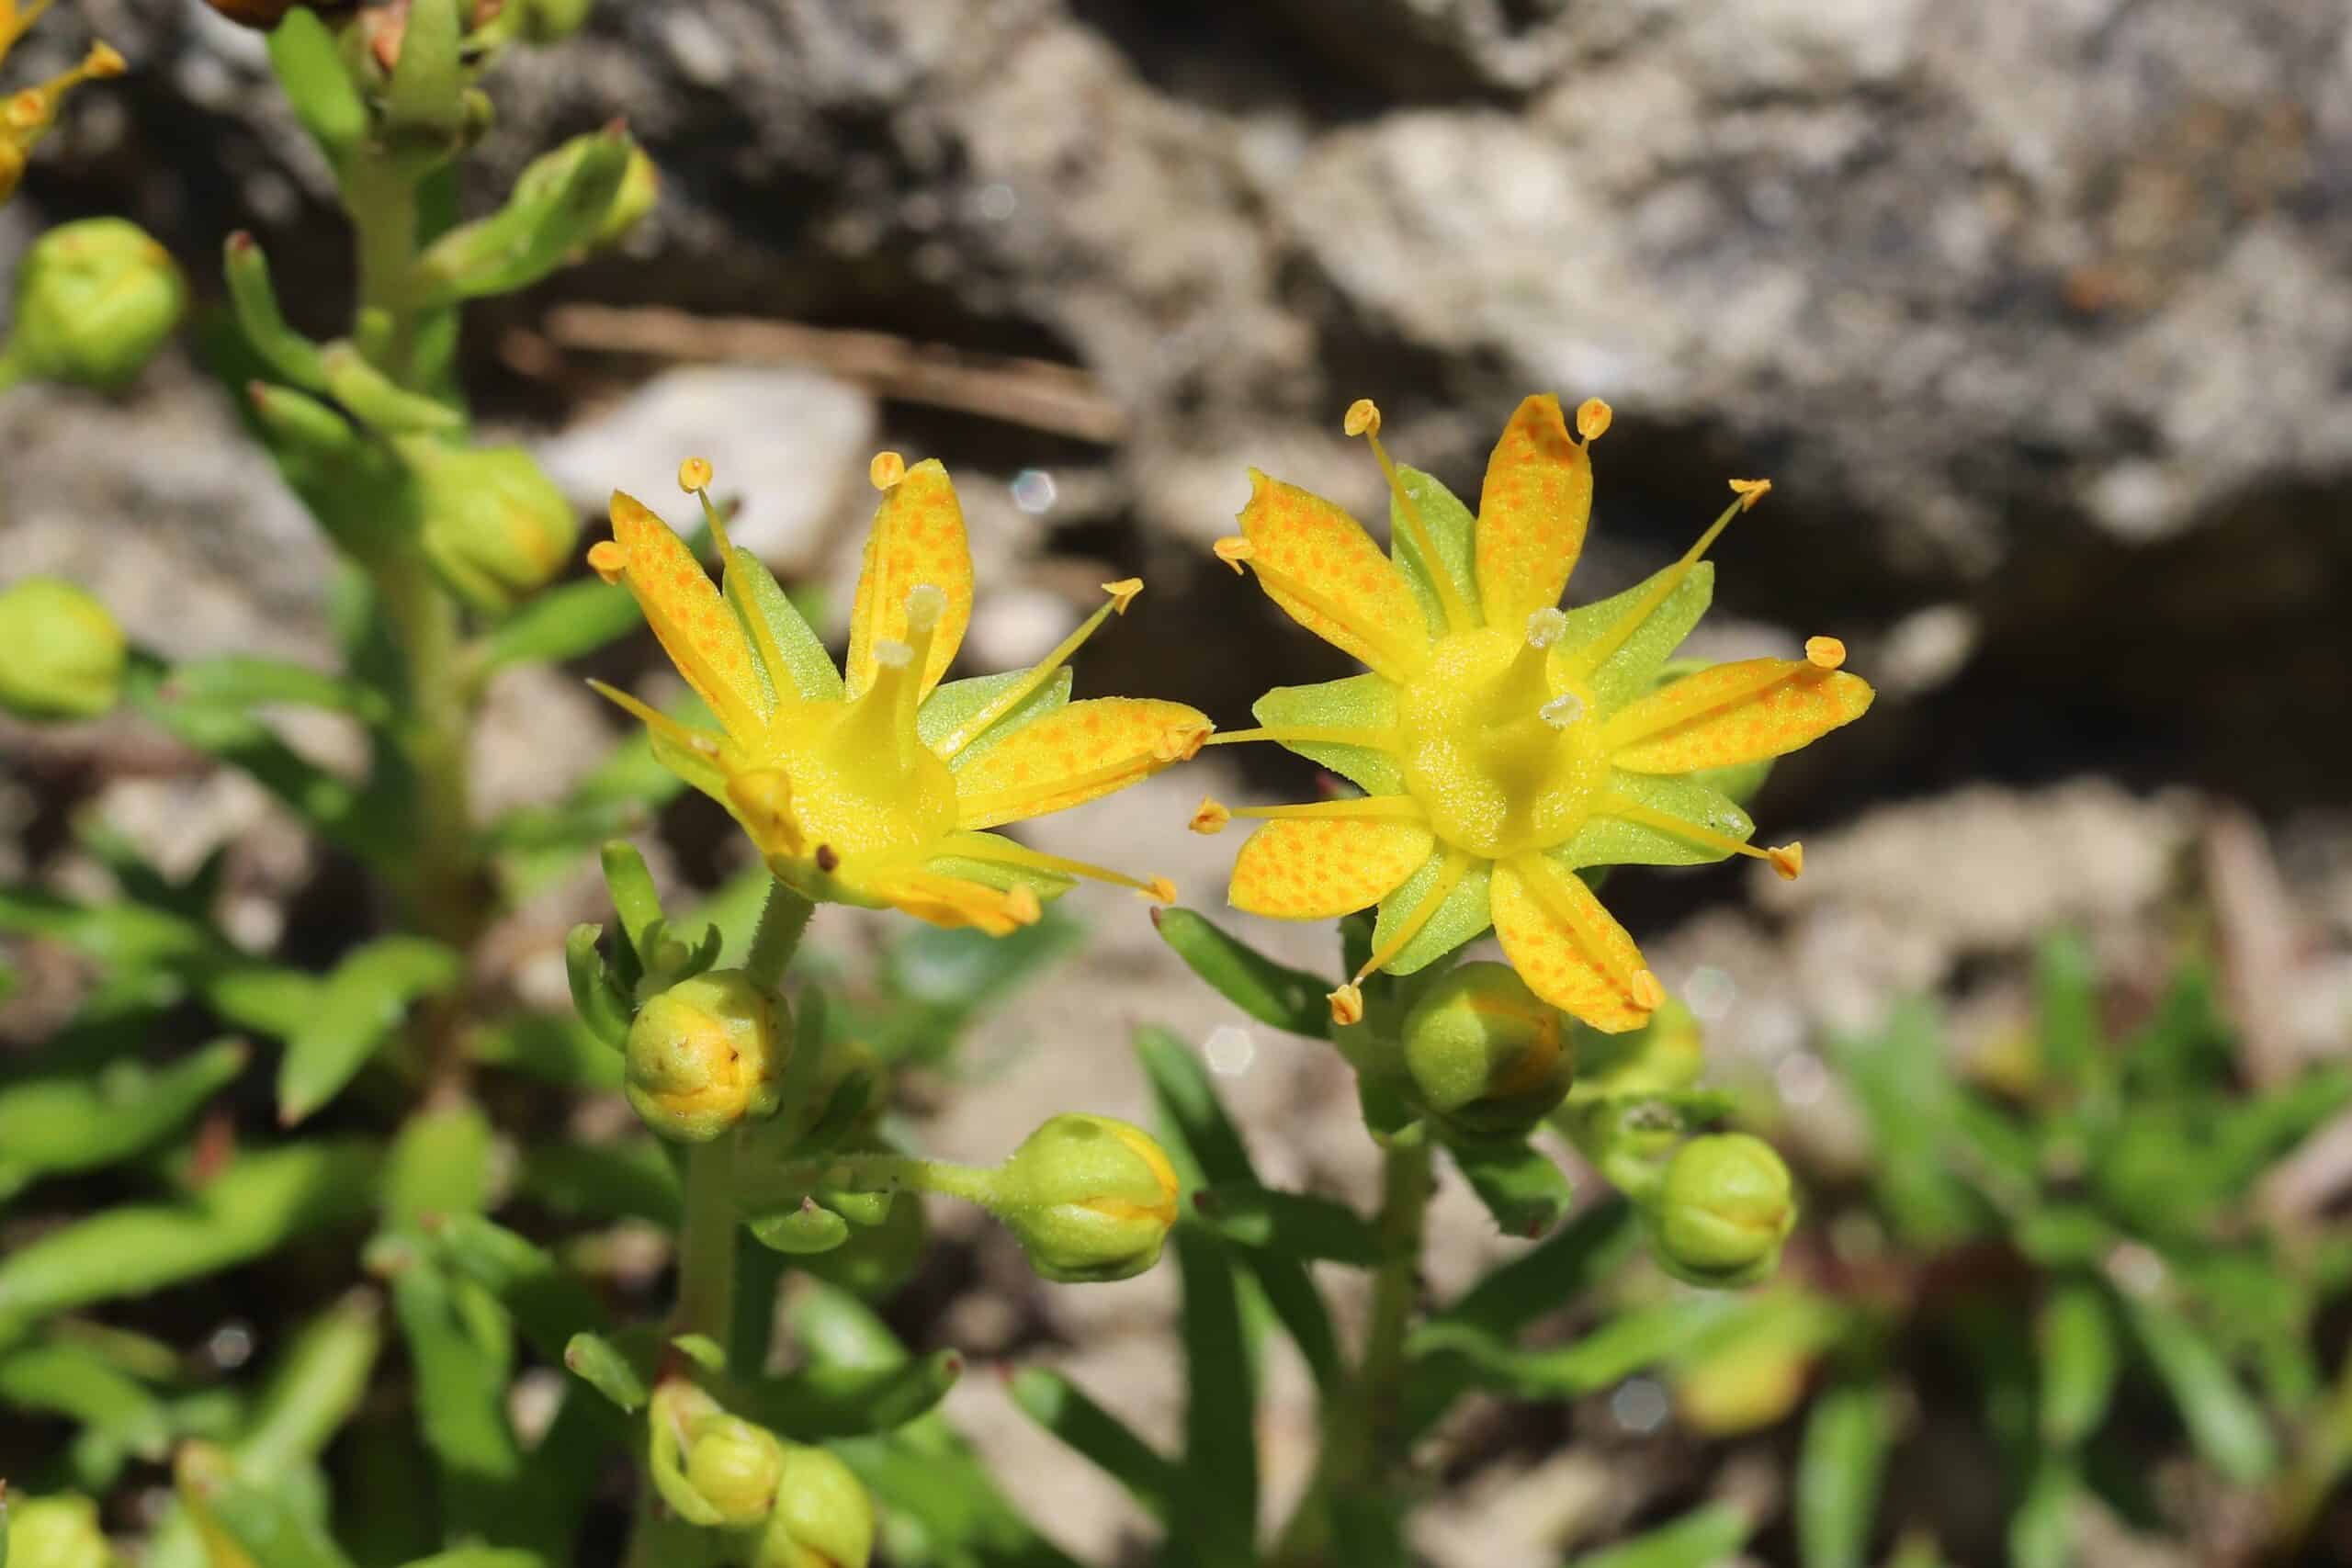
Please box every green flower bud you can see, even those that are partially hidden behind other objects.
[990,1113,1180,1284]
[755,1444,876,1568]
[1648,1133,1797,1289]
[513,0,597,43]
[405,441,582,613]
[0,577,126,721]
[1571,997,1705,1102]
[1400,963,1577,1136]
[625,969,787,1143]
[6,1493,116,1568]
[4,219,185,391]
[683,1414,788,1529]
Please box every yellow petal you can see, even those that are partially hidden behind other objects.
[1607,659,1875,774]
[846,457,973,700]
[1227,818,1433,919]
[608,491,764,737]
[1476,394,1593,627]
[951,697,1212,829]
[1237,469,1429,679]
[1490,853,1655,1032]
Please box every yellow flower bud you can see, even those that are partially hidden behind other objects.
[755,1444,876,1568]
[2,219,184,391]
[406,441,582,613]
[990,1113,1180,1284]
[624,969,787,1143]
[683,1414,787,1529]
[1400,963,1577,1137]
[0,577,126,722]
[1648,1133,1797,1289]
[6,1493,116,1568]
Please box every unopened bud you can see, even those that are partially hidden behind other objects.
[5,1492,115,1568]
[990,1113,1180,1284]
[683,1414,787,1529]
[625,969,787,1143]
[1400,963,1576,1136]
[0,578,126,721]
[4,219,184,390]
[1648,1133,1796,1289]
[755,1443,876,1568]
[407,442,582,612]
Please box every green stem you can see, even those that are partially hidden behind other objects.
[733,1150,997,1214]
[345,158,422,386]
[1272,1134,1431,1566]
[674,1132,741,1346]
[372,549,483,946]
[744,879,815,991]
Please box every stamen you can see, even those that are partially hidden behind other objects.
[1004,885,1044,925]
[869,451,906,491]
[676,456,733,558]
[1189,797,1232,835]
[1202,724,1399,751]
[1576,398,1613,444]
[940,831,1175,900]
[586,541,628,584]
[1560,489,1756,683]
[1352,851,1473,985]
[1525,608,1567,649]
[1804,636,1846,671]
[1152,723,1211,763]
[1599,659,1802,752]
[1328,983,1365,1027]
[1230,796,1426,824]
[1513,854,1655,1016]
[1629,969,1666,1010]
[1768,842,1803,880]
[678,457,713,493]
[585,678,725,757]
[1600,793,1779,870]
[1346,397,1476,634]
[2,2,56,52]
[7,41,122,133]
[955,740,1196,829]
[935,580,1146,761]
[1728,479,1771,510]
[1539,693,1584,729]
[1213,536,1253,574]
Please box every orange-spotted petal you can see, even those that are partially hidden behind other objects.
[1475,394,1593,627]
[1605,659,1874,774]
[950,697,1212,829]
[1227,818,1433,919]
[1490,853,1656,1032]
[607,491,765,738]
[1236,469,1429,680]
[846,457,973,700]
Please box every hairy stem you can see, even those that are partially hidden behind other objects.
[744,878,814,992]
[675,1131,741,1347]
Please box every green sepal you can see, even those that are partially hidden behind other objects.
[1151,907,1330,1040]
[725,547,843,704]
[561,1330,652,1413]
[1553,560,1714,715]
[245,381,361,461]
[922,831,1076,902]
[921,664,1074,771]
[1372,852,1491,976]
[266,9,367,160]
[564,925,633,1049]
[383,0,468,143]
[1251,674,1401,794]
[1389,463,1479,638]
[1556,770,1755,872]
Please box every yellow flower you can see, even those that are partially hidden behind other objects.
[1,4,124,206]
[588,455,1211,935]
[1200,396,1872,1031]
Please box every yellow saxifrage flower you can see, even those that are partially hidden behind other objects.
[1201,396,1872,1031]
[589,455,1212,935]
[1,3,125,206]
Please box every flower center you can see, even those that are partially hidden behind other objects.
[1396,616,1606,859]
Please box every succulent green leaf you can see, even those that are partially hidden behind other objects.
[321,344,463,435]
[222,235,330,390]
[266,9,367,158]
[237,1292,386,1475]
[277,938,463,1125]
[561,1332,651,1414]
[1152,907,1331,1039]
[390,1265,522,1535]
[2037,1280,2120,1449]
[1251,674,1402,794]
[0,1040,247,1186]
[1554,560,1714,715]
[1389,463,1478,637]
[1797,1377,1894,1568]
[2121,1295,2279,1483]
[1408,1294,1742,1398]
[166,654,389,725]
[1009,1367,1180,1523]
[724,1351,963,1439]
[1446,1136,1575,1238]
[1193,1183,1382,1266]
[0,1341,173,1461]
[483,577,642,669]
[382,1101,495,1231]
[1569,1503,1753,1568]
[1372,852,1491,976]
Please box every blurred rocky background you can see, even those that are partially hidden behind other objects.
[6,2,2352,1563]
